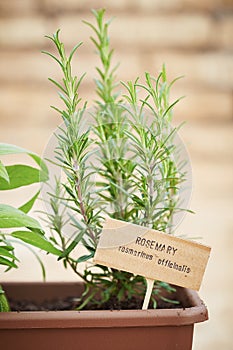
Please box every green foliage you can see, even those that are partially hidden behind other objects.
[84,9,118,105]
[121,73,186,232]
[0,205,42,230]
[76,267,178,310]
[0,143,48,282]
[0,160,9,183]
[0,285,10,312]
[40,9,190,309]
[19,191,40,214]
[0,143,48,180]
[11,231,62,256]
[0,165,47,190]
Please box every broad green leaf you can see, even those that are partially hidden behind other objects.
[12,231,62,256]
[29,153,49,183]
[0,244,14,251]
[0,143,49,183]
[0,161,9,183]
[27,226,45,236]
[0,143,30,155]
[0,256,17,269]
[0,247,18,261]
[18,191,40,214]
[0,165,45,190]
[0,143,28,155]
[0,204,42,229]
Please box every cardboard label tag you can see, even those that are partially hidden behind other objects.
[93,218,211,291]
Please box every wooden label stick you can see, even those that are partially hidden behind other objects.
[142,279,154,310]
[93,218,211,308]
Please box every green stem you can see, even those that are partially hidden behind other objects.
[0,285,10,312]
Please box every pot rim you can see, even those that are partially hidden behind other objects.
[0,282,208,329]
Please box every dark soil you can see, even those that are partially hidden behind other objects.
[9,295,183,312]
[9,296,77,312]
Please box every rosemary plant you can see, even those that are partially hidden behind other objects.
[39,9,190,309]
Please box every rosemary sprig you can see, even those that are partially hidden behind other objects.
[86,9,136,221]
[43,30,103,277]
[122,69,187,232]
[42,9,190,308]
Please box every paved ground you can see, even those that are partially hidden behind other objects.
[1,121,233,349]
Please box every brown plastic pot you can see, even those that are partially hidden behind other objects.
[0,282,208,350]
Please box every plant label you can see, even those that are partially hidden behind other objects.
[93,218,211,291]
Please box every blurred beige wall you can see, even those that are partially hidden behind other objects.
[0,1,233,349]
[0,0,232,149]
